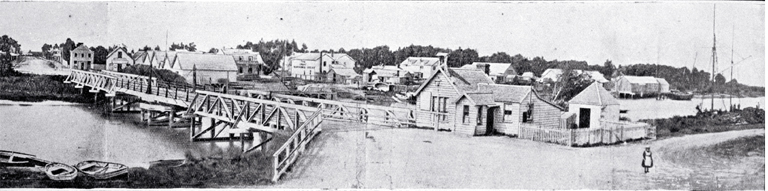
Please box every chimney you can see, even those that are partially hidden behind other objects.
[436,52,449,76]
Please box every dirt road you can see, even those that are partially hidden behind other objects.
[272,120,764,189]
[13,57,70,75]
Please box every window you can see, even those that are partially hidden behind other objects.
[239,67,243,74]
[248,56,253,61]
[462,105,470,124]
[323,61,327,66]
[523,103,534,123]
[88,54,91,57]
[430,96,437,112]
[431,96,448,121]
[420,66,424,69]
[504,110,513,122]
[477,107,483,125]
[118,52,122,58]
[239,56,243,61]
[248,67,253,74]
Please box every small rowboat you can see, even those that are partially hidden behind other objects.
[45,163,78,181]
[0,150,50,167]
[75,160,129,180]
[149,159,186,169]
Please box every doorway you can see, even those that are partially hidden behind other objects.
[486,107,496,135]
[579,108,591,128]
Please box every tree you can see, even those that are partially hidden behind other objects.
[551,66,594,107]
[154,46,161,51]
[41,43,52,53]
[186,42,197,52]
[0,35,22,74]
[208,48,218,54]
[61,38,75,62]
[714,73,726,85]
[90,46,109,65]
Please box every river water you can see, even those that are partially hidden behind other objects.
[0,100,240,168]
[618,96,765,120]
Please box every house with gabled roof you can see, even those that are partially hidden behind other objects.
[413,60,564,136]
[168,54,238,85]
[283,52,356,81]
[398,57,441,79]
[70,44,94,70]
[220,48,265,76]
[613,75,663,98]
[326,68,361,85]
[568,82,620,129]
[460,62,518,83]
[105,48,133,72]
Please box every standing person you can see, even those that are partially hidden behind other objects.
[642,146,654,173]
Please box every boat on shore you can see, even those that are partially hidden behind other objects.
[75,160,129,180]
[0,150,51,167]
[44,162,78,181]
[149,159,186,169]
[664,90,694,101]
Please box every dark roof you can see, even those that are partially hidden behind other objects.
[132,51,148,62]
[463,92,496,105]
[478,84,532,103]
[569,82,619,106]
[448,68,494,90]
[106,47,130,58]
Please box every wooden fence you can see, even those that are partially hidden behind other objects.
[518,121,655,146]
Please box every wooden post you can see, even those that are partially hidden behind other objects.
[147,110,152,126]
[210,118,216,139]
[110,97,116,113]
[140,109,145,121]
[190,116,196,141]
[240,133,246,153]
[168,109,175,128]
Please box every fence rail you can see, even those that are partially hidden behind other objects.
[272,109,324,182]
[519,121,655,146]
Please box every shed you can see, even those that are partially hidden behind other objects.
[656,78,670,93]
[568,82,620,129]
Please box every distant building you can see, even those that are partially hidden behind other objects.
[284,52,356,81]
[539,68,608,84]
[105,48,134,72]
[362,65,414,85]
[69,44,94,70]
[567,82,620,129]
[612,75,669,98]
[461,62,517,83]
[398,57,441,79]
[327,68,361,85]
[167,54,239,85]
[220,48,265,76]
[50,47,63,63]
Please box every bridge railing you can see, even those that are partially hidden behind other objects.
[271,109,323,182]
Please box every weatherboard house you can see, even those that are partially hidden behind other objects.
[105,48,134,72]
[166,54,239,85]
[413,57,564,136]
[69,44,94,70]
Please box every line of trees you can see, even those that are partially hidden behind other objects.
[0,35,22,74]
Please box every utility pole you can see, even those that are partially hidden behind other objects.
[710,4,717,110]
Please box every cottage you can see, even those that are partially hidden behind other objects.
[327,68,360,85]
[284,52,356,80]
[539,68,563,83]
[612,75,663,98]
[567,82,620,129]
[414,67,565,136]
[132,51,149,66]
[105,48,134,72]
[461,62,517,83]
[69,44,94,70]
[220,48,265,76]
[362,65,413,85]
[168,54,239,85]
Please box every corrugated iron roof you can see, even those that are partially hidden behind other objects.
[477,84,532,103]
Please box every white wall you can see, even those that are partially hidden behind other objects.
[568,104,601,129]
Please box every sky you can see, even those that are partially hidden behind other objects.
[0,1,764,86]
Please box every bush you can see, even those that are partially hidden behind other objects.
[122,65,187,85]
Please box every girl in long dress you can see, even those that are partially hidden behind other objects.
[642,146,653,173]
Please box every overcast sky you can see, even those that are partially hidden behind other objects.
[0,1,764,86]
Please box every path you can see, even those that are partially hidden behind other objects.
[271,121,763,189]
[13,57,70,75]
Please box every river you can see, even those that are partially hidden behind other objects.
[0,100,240,168]
[618,96,765,120]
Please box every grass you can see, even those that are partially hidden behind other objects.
[706,135,764,158]
[0,72,93,103]
[642,107,765,138]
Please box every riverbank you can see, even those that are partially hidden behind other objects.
[0,72,93,103]
[641,107,765,138]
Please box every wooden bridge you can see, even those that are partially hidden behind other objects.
[62,69,424,181]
